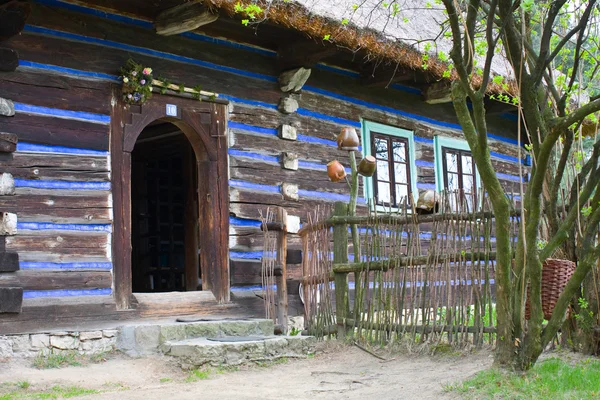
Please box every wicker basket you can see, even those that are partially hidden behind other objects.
[525,258,576,320]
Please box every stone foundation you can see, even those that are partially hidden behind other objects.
[0,329,118,358]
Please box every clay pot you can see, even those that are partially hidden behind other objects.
[416,190,440,214]
[327,160,347,182]
[357,155,376,177]
[337,127,360,151]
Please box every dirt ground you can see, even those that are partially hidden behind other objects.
[0,344,494,399]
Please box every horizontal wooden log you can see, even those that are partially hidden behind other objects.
[6,153,109,171]
[0,112,109,151]
[4,166,109,182]
[155,1,218,36]
[16,251,110,263]
[0,287,23,313]
[7,232,109,255]
[0,270,112,290]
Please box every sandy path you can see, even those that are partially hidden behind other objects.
[0,345,492,399]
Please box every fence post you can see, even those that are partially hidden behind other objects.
[275,207,288,334]
[333,202,349,338]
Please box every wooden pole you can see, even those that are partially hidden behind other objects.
[333,202,349,338]
[275,207,288,334]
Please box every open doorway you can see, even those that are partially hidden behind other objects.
[131,121,199,293]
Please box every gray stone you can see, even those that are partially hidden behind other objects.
[0,337,13,358]
[279,67,311,92]
[278,124,297,141]
[0,98,14,117]
[282,152,298,170]
[0,173,15,196]
[11,335,30,353]
[79,331,103,341]
[0,212,17,236]
[80,337,114,353]
[281,183,299,201]
[102,329,118,338]
[278,96,299,114]
[50,335,79,350]
[31,334,50,349]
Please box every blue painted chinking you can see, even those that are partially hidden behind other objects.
[17,142,109,156]
[17,222,112,232]
[23,288,112,299]
[13,102,110,124]
[19,22,520,149]
[20,262,113,270]
[14,179,110,190]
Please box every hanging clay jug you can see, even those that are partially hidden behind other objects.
[337,127,360,151]
[357,155,376,177]
[327,160,347,182]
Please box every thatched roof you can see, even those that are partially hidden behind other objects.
[207,0,514,94]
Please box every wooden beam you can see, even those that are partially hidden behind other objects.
[0,0,31,42]
[277,40,337,71]
[155,1,218,36]
[0,47,18,72]
[0,270,111,290]
[360,65,418,87]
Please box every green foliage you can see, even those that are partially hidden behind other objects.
[446,357,600,399]
[0,384,99,400]
[32,350,112,369]
[289,327,301,336]
[575,297,595,332]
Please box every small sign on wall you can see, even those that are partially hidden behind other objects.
[166,104,177,117]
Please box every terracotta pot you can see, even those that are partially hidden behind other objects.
[327,160,347,182]
[337,127,360,151]
[357,155,376,177]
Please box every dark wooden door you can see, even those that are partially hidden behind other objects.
[131,134,197,292]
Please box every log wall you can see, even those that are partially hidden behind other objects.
[0,0,525,310]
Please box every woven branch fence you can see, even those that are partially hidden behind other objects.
[299,191,521,347]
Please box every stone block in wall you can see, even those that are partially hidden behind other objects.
[0,98,14,117]
[0,252,19,272]
[0,173,15,196]
[0,133,17,153]
[31,334,50,349]
[103,329,118,338]
[50,335,80,350]
[80,337,115,353]
[11,335,30,353]
[278,124,297,141]
[278,96,299,114]
[0,212,17,236]
[281,183,299,201]
[79,331,103,341]
[286,215,301,233]
[282,152,298,170]
[279,67,311,93]
[0,287,22,313]
[0,337,13,358]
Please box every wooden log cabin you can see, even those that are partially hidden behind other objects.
[0,0,527,334]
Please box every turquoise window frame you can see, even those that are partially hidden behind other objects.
[360,120,418,205]
[433,136,481,192]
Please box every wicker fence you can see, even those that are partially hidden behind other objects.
[299,192,520,347]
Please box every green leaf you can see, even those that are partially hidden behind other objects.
[323,34,331,41]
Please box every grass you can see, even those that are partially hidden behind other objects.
[0,384,99,400]
[447,357,600,399]
[32,350,114,369]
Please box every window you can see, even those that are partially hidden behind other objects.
[434,136,480,211]
[361,121,417,208]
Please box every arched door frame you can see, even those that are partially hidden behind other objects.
[110,88,229,309]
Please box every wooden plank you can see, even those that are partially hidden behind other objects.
[0,112,109,150]
[277,40,337,71]
[6,232,109,254]
[155,1,218,36]
[0,287,23,313]
[0,72,112,114]
[275,207,288,333]
[0,270,112,290]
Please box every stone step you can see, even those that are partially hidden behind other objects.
[162,335,316,367]
[117,318,275,356]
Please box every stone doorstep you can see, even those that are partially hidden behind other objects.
[162,336,316,367]
[116,319,276,356]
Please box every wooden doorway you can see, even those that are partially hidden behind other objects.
[110,91,229,308]
[131,123,199,293]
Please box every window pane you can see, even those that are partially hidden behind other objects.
[395,184,408,204]
[374,138,388,160]
[376,160,390,181]
[377,182,391,204]
[392,141,406,163]
[447,172,459,191]
[445,152,458,173]
[462,155,473,174]
[463,175,474,193]
[394,163,408,184]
